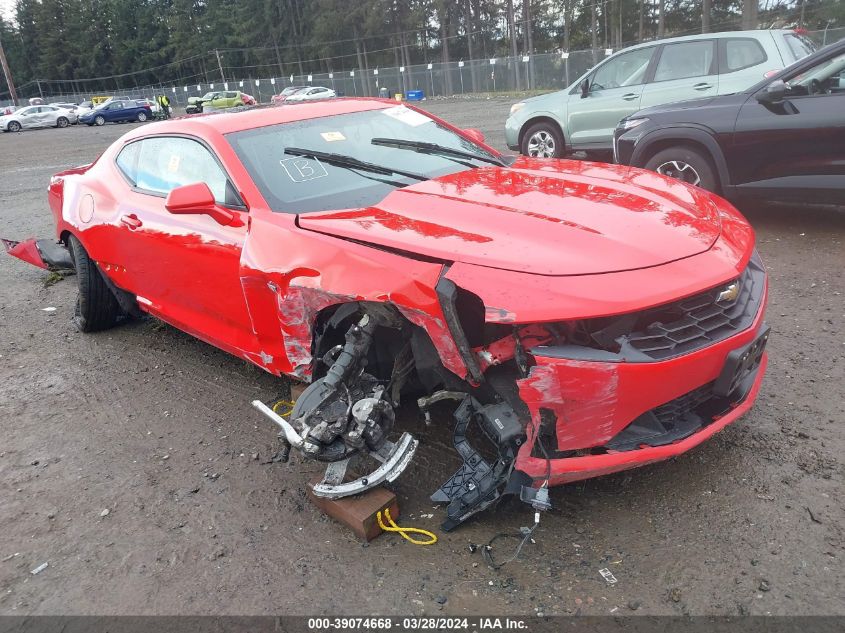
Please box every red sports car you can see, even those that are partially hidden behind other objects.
[5,99,769,530]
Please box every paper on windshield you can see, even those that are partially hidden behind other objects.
[382,105,430,127]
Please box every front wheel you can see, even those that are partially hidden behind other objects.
[644,146,718,193]
[94,115,105,126]
[67,235,122,332]
[56,116,69,128]
[520,122,564,158]
[136,111,147,122]
[8,121,21,132]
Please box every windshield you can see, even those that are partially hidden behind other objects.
[227,106,499,213]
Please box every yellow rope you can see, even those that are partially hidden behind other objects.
[376,507,438,546]
[272,399,295,417]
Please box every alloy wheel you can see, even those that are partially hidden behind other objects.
[526,130,557,158]
[655,160,701,186]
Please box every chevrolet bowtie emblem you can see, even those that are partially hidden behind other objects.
[717,281,740,303]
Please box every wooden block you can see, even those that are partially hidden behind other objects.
[307,479,399,542]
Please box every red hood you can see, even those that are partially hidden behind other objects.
[297,158,722,276]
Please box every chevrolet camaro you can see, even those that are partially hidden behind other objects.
[4,100,769,530]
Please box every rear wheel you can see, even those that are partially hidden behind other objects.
[644,146,718,192]
[67,235,121,332]
[520,121,564,158]
[56,116,69,128]
[94,115,105,126]
[136,111,147,122]
[8,121,21,132]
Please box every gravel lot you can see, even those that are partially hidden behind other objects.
[0,99,843,617]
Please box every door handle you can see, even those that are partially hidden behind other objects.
[694,83,714,91]
[622,93,639,101]
[120,214,143,230]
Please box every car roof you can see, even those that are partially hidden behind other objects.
[121,98,395,139]
[621,28,793,52]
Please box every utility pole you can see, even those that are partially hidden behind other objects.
[215,49,225,82]
[0,33,18,105]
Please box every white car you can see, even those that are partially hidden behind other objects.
[0,105,77,132]
[285,86,337,102]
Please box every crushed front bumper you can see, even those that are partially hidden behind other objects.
[514,294,769,485]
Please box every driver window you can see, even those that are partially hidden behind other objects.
[785,52,845,97]
[133,137,231,204]
[591,47,654,90]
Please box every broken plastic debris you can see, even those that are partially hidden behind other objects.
[30,562,48,575]
[99,508,110,517]
[599,567,618,584]
[41,307,56,312]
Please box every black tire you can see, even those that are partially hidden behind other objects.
[643,146,718,193]
[520,121,564,158]
[67,235,121,332]
[8,120,21,132]
[56,116,69,128]
[94,115,105,126]
[136,111,147,122]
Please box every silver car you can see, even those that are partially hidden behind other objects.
[505,29,816,158]
[0,105,78,132]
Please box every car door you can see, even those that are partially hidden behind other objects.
[566,45,656,149]
[104,102,122,121]
[40,106,57,126]
[717,37,772,95]
[17,107,38,128]
[111,135,254,352]
[729,48,845,205]
[640,39,718,109]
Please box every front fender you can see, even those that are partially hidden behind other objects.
[239,212,470,382]
[631,125,732,193]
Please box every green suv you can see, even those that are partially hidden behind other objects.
[505,29,816,158]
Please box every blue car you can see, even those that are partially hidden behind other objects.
[80,100,153,126]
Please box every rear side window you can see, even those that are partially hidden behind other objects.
[115,142,141,185]
[784,33,816,62]
[653,40,715,82]
[720,38,767,73]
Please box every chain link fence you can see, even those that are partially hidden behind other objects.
[3,27,842,108]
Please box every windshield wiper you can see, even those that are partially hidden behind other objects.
[284,147,428,181]
[371,138,505,166]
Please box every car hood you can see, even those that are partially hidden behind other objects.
[297,157,723,276]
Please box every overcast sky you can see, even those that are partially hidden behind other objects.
[1,0,14,20]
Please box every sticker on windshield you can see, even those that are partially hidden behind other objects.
[280,157,329,183]
[320,131,346,142]
[382,105,430,127]
[167,154,181,172]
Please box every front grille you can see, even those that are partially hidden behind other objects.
[621,258,765,361]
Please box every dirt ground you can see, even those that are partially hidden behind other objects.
[0,99,843,617]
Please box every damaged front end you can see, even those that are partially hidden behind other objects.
[253,308,421,501]
[256,246,767,531]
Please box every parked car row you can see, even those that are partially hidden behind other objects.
[185,91,256,114]
[271,85,337,104]
[506,28,843,208]
[0,104,77,131]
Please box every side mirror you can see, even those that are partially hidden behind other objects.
[463,128,485,143]
[580,78,590,98]
[165,182,242,227]
[756,79,787,105]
